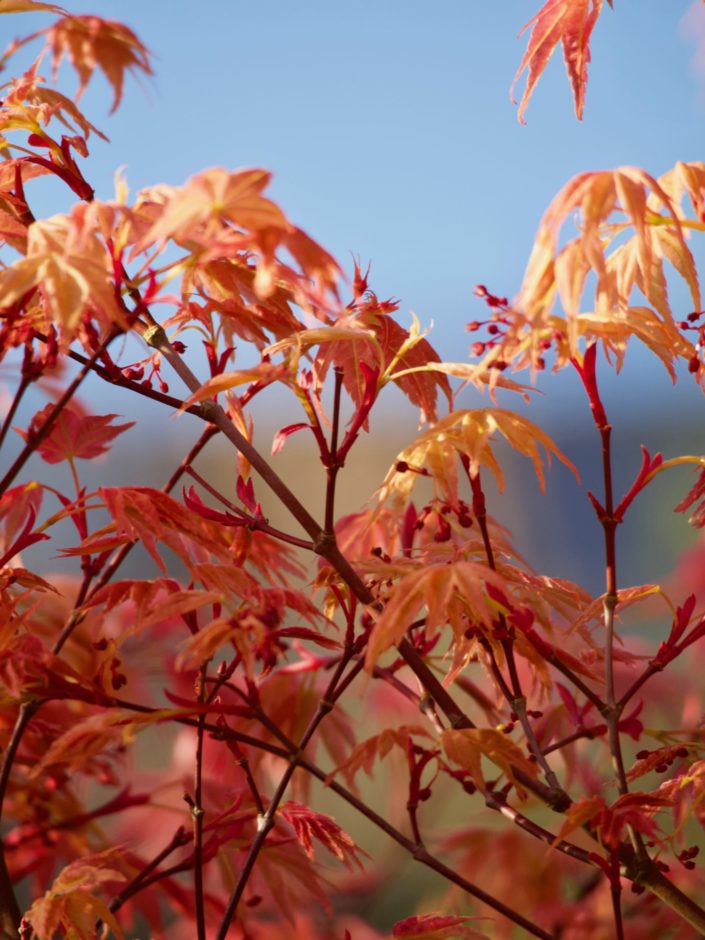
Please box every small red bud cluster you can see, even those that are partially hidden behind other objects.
[121,349,181,394]
[635,746,688,773]
[412,500,474,542]
[677,845,700,870]
[466,285,511,369]
[679,310,705,375]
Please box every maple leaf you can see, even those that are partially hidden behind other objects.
[182,257,305,348]
[16,405,134,463]
[279,801,367,870]
[0,482,48,568]
[1,65,107,144]
[84,578,224,636]
[140,167,288,249]
[24,847,128,940]
[44,14,153,112]
[657,760,705,834]
[327,725,433,789]
[512,0,611,122]
[365,559,508,668]
[0,1,64,17]
[442,728,539,799]
[97,486,234,574]
[556,791,671,850]
[0,203,126,338]
[392,912,490,939]
[377,408,577,511]
[488,165,700,379]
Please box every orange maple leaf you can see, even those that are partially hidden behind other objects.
[45,14,153,112]
[442,727,539,799]
[512,0,612,122]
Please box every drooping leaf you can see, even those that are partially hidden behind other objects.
[279,801,367,870]
[0,204,126,338]
[327,725,433,788]
[377,408,577,511]
[512,0,609,122]
[45,14,153,112]
[98,486,234,573]
[489,165,700,380]
[442,728,539,799]
[24,848,128,940]
[365,560,508,669]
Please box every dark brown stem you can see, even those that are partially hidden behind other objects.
[610,866,625,940]
[324,367,344,533]
[0,844,21,940]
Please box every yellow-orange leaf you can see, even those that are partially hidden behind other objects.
[140,167,288,249]
[0,1,64,15]
[25,849,127,940]
[378,408,577,510]
[442,728,538,799]
[365,560,507,669]
[177,362,288,413]
[0,206,125,338]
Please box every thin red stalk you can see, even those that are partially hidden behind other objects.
[324,367,344,533]
[184,465,314,550]
[0,374,29,451]
[579,356,649,902]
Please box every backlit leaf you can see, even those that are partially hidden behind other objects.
[16,406,134,463]
[512,0,608,122]
[442,728,539,799]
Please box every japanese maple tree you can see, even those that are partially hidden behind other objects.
[2,2,705,939]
